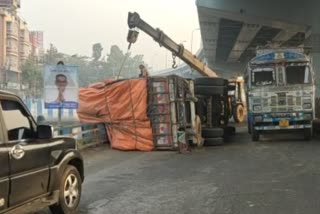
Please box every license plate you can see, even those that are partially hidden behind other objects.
[279,120,289,127]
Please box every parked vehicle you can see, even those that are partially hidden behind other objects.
[245,48,315,141]
[0,90,84,214]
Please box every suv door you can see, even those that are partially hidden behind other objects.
[0,98,51,207]
[0,125,9,212]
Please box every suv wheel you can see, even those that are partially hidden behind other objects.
[50,165,82,214]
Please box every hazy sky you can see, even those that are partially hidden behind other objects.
[20,0,201,71]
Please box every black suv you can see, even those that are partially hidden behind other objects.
[0,91,84,214]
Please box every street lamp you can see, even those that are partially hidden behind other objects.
[191,28,200,54]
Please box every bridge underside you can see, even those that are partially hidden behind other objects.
[197,4,312,77]
[196,0,320,86]
[155,0,320,97]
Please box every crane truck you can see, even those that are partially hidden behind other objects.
[127,12,246,144]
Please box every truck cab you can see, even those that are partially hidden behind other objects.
[0,90,84,214]
[246,48,315,141]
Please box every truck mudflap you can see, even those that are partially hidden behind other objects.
[255,124,312,131]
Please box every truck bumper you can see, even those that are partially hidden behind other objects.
[255,124,312,131]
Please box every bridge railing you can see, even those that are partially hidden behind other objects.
[53,123,108,150]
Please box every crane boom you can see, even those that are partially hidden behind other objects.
[127,12,218,77]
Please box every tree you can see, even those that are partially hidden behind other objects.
[92,43,103,61]
[46,44,65,64]
[106,45,146,78]
[41,43,147,87]
[21,58,43,98]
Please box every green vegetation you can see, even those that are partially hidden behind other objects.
[21,43,147,97]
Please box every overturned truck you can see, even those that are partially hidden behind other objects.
[77,76,202,151]
[127,12,246,145]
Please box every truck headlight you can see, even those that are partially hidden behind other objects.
[303,103,311,109]
[253,105,262,111]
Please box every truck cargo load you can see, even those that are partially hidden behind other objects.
[77,78,154,151]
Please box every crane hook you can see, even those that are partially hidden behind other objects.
[172,53,178,69]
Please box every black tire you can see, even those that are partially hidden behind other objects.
[224,126,236,137]
[195,86,227,96]
[50,165,82,214]
[304,128,313,141]
[252,128,260,142]
[202,128,224,138]
[204,137,224,146]
[194,77,228,86]
[233,104,245,123]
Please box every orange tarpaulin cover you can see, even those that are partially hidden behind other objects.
[77,78,154,151]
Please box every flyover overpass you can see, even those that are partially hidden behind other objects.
[155,0,320,96]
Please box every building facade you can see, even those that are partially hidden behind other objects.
[0,0,31,91]
[30,31,44,63]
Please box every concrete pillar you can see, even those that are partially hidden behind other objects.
[311,23,320,97]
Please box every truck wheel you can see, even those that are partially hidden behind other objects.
[194,77,228,86]
[204,137,224,146]
[304,128,313,141]
[202,128,224,138]
[194,86,227,96]
[50,165,82,214]
[252,129,260,142]
[233,104,245,123]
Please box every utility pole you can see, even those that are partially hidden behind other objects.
[191,28,200,54]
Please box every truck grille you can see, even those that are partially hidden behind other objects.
[264,94,300,112]
[287,95,294,106]
[278,93,286,106]
[271,96,277,106]
[296,97,302,105]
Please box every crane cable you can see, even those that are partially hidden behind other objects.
[116,49,130,79]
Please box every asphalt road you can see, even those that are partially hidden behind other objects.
[38,124,320,214]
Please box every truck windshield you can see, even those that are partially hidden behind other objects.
[286,65,311,84]
[252,68,275,86]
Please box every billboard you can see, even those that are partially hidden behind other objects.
[44,64,79,109]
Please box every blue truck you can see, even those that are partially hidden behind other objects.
[246,48,315,141]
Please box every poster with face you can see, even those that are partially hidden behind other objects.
[44,65,79,109]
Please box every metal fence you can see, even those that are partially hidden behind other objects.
[23,98,78,121]
[54,123,108,150]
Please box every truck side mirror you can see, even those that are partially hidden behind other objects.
[37,125,53,139]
